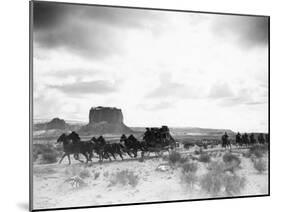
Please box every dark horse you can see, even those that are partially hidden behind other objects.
[57,132,90,165]
[236,132,243,147]
[221,132,231,149]
[258,133,265,145]
[250,133,257,145]
[91,136,124,162]
[242,133,250,146]
[120,134,146,158]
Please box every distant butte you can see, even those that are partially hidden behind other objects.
[79,106,133,135]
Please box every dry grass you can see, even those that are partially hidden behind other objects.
[109,170,139,187]
[103,171,109,178]
[249,145,268,158]
[33,143,60,164]
[65,166,91,179]
[201,162,224,195]
[64,176,87,189]
[198,153,211,163]
[222,153,241,173]
[201,161,245,196]
[62,166,92,189]
[253,159,267,173]
[194,150,202,155]
[41,152,58,164]
[178,156,189,164]
[181,172,197,189]
[181,162,198,189]
[223,153,241,164]
[224,174,246,196]
[94,172,100,180]
[79,169,91,179]
[168,151,186,165]
[181,162,198,174]
[33,167,56,175]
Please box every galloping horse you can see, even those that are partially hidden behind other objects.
[120,134,146,158]
[57,132,90,165]
[91,136,124,162]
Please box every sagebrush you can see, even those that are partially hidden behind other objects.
[201,161,245,196]
[41,152,58,164]
[168,151,183,165]
[198,153,211,163]
[181,162,198,174]
[181,162,198,189]
[33,143,60,164]
[79,169,91,179]
[249,145,268,158]
[224,174,245,196]
[222,153,241,172]
[109,170,139,187]
[253,159,267,173]
[223,153,241,164]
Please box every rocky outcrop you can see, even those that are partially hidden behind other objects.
[79,107,133,135]
[33,117,68,132]
[46,118,67,130]
[89,107,123,124]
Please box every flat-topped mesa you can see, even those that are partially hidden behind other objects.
[89,106,123,124]
[79,106,133,135]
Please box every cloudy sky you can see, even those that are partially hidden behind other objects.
[33,2,269,132]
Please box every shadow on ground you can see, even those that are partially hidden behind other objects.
[17,202,29,211]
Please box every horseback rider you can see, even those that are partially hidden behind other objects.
[250,133,256,145]
[236,132,242,146]
[97,136,106,146]
[258,133,265,144]
[221,132,230,148]
[222,132,229,140]
[242,133,249,146]
[144,128,156,147]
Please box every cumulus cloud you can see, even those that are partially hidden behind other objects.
[146,72,199,99]
[217,87,267,107]
[208,82,234,99]
[33,1,162,59]
[32,2,269,132]
[212,15,268,49]
[43,68,100,79]
[138,101,174,111]
[49,80,117,95]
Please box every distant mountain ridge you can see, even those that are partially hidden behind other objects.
[131,126,235,135]
[33,106,236,138]
[34,118,86,124]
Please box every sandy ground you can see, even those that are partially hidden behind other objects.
[33,149,268,210]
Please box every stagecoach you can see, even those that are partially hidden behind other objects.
[141,126,177,157]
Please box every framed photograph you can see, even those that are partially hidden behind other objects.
[30,1,270,211]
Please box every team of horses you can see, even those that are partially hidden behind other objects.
[57,131,176,164]
[57,131,269,165]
